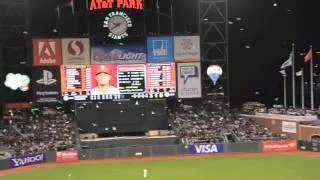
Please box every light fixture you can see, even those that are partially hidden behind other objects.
[240,28,245,31]
[245,45,251,49]
[203,18,208,21]
[23,30,28,35]
[53,29,58,33]
[228,21,234,25]
[273,3,278,7]
[236,17,242,21]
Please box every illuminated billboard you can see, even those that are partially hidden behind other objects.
[60,64,175,101]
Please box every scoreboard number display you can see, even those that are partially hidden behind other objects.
[61,64,176,101]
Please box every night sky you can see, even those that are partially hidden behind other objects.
[1,0,320,108]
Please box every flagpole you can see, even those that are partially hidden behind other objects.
[310,45,314,110]
[301,69,305,109]
[283,73,287,108]
[292,43,296,108]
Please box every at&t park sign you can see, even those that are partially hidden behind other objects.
[89,0,143,11]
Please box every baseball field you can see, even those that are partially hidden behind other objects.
[1,152,320,180]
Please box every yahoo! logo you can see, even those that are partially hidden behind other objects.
[10,153,45,168]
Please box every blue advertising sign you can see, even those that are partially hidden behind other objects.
[9,153,45,168]
[188,144,224,154]
[91,46,146,64]
[147,37,174,63]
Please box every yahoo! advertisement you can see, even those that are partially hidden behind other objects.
[9,153,45,168]
[188,144,224,154]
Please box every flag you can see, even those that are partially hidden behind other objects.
[296,70,303,77]
[65,0,75,15]
[281,54,292,69]
[279,70,286,75]
[304,49,312,62]
[54,5,60,20]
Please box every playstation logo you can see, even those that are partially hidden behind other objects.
[36,70,57,85]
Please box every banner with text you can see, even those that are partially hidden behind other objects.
[177,62,202,98]
[263,140,297,152]
[33,39,62,66]
[32,67,61,103]
[62,38,90,65]
[282,121,297,134]
[174,36,200,62]
[188,144,224,154]
[9,153,45,168]
[147,37,174,63]
[56,150,78,163]
[91,46,146,64]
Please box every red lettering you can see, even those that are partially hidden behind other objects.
[123,0,130,8]
[129,0,135,8]
[101,0,113,8]
[136,0,143,9]
[89,0,97,10]
[107,0,114,8]
[117,0,123,8]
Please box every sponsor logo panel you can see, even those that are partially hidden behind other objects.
[188,144,224,154]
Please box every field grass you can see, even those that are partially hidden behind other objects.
[2,155,320,180]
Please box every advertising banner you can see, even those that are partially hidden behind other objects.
[33,39,62,66]
[263,140,297,152]
[91,46,146,64]
[9,153,45,168]
[174,36,200,62]
[282,121,297,134]
[56,150,78,163]
[147,37,174,63]
[62,38,90,65]
[188,144,224,154]
[32,67,61,103]
[177,62,202,98]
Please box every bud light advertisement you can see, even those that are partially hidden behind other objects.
[9,153,45,168]
[91,46,146,64]
[188,144,224,154]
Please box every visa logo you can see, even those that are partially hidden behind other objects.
[194,144,219,153]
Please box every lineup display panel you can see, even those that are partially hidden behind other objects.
[146,63,176,99]
[60,64,175,101]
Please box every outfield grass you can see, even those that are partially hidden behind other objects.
[2,155,319,180]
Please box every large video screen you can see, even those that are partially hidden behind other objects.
[60,63,176,101]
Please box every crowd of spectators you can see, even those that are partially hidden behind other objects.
[0,107,75,157]
[169,98,286,144]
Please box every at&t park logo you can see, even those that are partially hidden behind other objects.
[93,49,146,62]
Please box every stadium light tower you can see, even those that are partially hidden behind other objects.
[199,0,229,105]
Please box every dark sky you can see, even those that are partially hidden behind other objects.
[1,0,320,108]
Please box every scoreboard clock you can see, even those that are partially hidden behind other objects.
[103,11,133,40]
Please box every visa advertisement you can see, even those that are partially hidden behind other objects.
[147,37,174,63]
[188,144,224,154]
[91,46,146,64]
